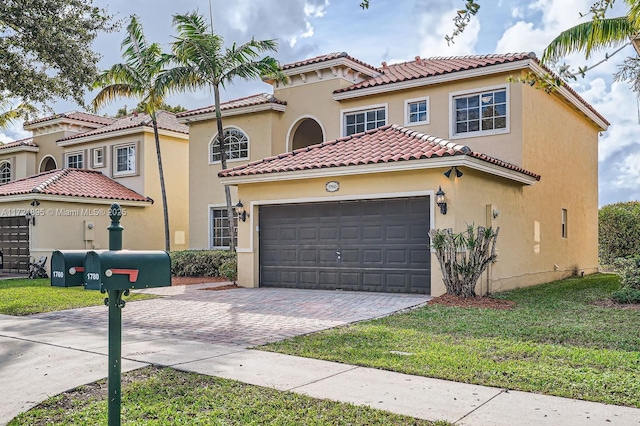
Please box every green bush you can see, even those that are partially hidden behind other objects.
[219,258,237,282]
[611,287,640,304]
[599,202,640,266]
[613,255,640,290]
[170,250,236,277]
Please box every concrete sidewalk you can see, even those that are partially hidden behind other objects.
[2,314,639,426]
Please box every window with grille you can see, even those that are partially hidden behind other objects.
[211,128,249,163]
[453,88,507,136]
[210,207,238,249]
[65,152,84,169]
[344,107,386,136]
[0,162,11,184]
[115,144,136,175]
[405,97,429,125]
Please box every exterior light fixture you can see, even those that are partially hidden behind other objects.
[444,166,463,178]
[435,186,447,215]
[235,201,247,222]
[30,199,40,207]
[25,211,35,226]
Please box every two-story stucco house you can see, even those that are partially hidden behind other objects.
[178,52,608,296]
[0,111,189,272]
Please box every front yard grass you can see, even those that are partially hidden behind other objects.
[0,278,155,315]
[9,367,448,425]
[262,273,640,408]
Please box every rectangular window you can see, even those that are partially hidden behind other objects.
[344,107,386,136]
[92,147,104,168]
[210,207,238,249]
[452,88,507,137]
[65,152,84,169]
[114,144,136,175]
[561,209,568,238]
[405,97,429,126]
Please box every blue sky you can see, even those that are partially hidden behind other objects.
[1,0,638,206]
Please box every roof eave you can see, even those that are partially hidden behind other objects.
[0,193,152,206]
[219,155,539,186]
[0,146,39,154]
[177,103,286,124]
[57,126,188,146]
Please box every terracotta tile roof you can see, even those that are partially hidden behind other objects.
[25,111,116,127]
[219,124,540,181]
[335,53,533,93]
[0,137,37,150]
[58,111,188,142]
[334,52,608,126]
[177,93,286,119]
[281,52,379,73]
[0,168,152,203]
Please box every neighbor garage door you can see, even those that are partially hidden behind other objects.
[259,197,431,294]
[0,216,30,273]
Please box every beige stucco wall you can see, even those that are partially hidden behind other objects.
[187,111,277,249]
[0,152,37,180]
[2,198,155,274]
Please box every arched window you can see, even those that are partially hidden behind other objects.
[0,161,11,184]
[39,155,58,172]
[210,128,249,163]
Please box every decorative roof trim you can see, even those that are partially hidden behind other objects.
[0,146,39,155]
[219,155,538,186]
[0,193,152,206]
[177,103,286,124]
[57,127,188,146]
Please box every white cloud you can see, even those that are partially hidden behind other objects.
[418,6,481,57]
[304,0,329,18]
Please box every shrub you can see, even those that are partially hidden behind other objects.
[170,250,236,277]
[599,202,640,266]
[219,258,237,282]
[611,287,640,304]
[429,225,499,298]
[613,255,640,290]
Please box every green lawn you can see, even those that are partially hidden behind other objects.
[262,274,640,408]
[9,367,448,425]
[0,278,155,315]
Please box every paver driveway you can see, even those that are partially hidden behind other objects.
[34,285,430,346]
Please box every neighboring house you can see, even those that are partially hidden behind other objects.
[179,52,607,296]
[0,111,189,273]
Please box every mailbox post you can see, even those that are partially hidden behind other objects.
[50,203,170,426]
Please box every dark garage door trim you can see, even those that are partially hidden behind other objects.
[259,196,431,294]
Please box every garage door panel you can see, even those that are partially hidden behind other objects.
[0,216,30,273]
[260,197,431,294]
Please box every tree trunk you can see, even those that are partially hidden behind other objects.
[213,84,236,252]
[151,115,171,252]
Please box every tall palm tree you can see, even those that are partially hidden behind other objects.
[91,15,173,251]
[166,11,285,252]
[0,97,36,130]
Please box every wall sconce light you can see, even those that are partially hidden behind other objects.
[444,166,463,178]
[30,199,40,207]
[235,201,247,222]
[435,186,447,215]
[492,208,500,219]
[25,212,35,226]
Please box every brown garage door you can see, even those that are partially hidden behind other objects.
[0,216,30,273]
[259,197,431,294]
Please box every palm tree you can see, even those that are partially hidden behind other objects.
[0,97,36,130]
[91,16,173,251]
[166,11,285,252]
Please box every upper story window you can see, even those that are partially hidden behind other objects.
[342,104,387,136]
[65,152,84,169]
[0,161,11,184]
[114,144,136,176]
[211,128,249,163]
[451,86,508,138]
[405,96,429,126]
[92,147,105,168]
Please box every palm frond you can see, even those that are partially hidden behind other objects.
[91,84,142,112]
[542,16,636,63]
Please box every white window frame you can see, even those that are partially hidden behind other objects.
[449,85,509,139]
[209,126,250,165]
[113,143,137,176]
[209,205,238,249]
[0,161,11,184]
[92,147,105,168]
[340,103,388,137]
[562,209,568,239]
[404,96,430,126]
[65,151,84,169]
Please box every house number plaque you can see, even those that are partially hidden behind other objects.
[325,181,340,192]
